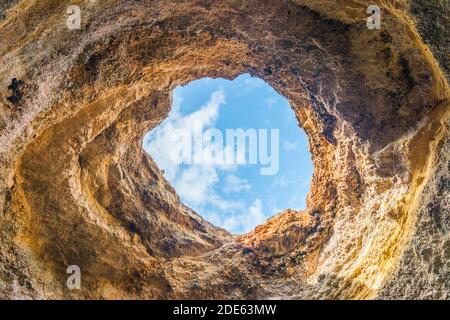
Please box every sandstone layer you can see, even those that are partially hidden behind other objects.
[0,0,448,299]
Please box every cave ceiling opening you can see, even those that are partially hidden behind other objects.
[142,74,314,234]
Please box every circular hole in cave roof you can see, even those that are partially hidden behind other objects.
[143,74,313,234]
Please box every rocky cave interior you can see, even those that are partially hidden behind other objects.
[0,0,448,299]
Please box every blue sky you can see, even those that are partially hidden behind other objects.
[143,74,313,234]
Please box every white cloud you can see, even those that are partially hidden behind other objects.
[174,165,218,205]
[206,198,267,234]
[201,211,222,227]
[244,77,263,88]
[223,174,251,193]
[144,89,278,234]
[248,198,265,224]
[175,166,244,212]
[273,174,292,188]
[265,97,277,107]
[283,140,299,152]
[144,90,225,179]
[145,89,246,219]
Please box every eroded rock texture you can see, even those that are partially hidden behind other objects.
[0,0,448,299]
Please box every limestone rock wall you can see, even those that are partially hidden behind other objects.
[0,0,448,299]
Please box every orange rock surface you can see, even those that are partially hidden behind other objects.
[0,0,448,299]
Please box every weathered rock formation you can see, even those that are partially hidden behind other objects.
[0,0,448,299]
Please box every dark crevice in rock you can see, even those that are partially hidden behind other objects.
[6,78,24,106]
[409,0,450,81]
[0,0,19,20]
